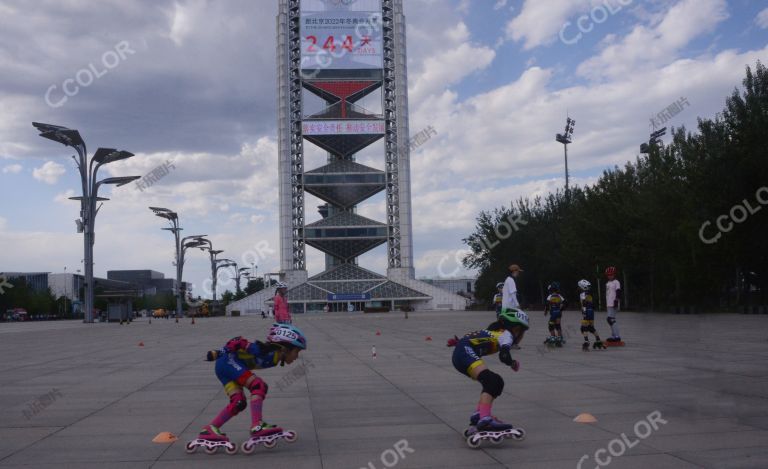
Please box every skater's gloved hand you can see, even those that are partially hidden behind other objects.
[510,359,520,372]
[499,346,514,366]
[446,335,459,347]
[613,300,619,308]
[206,350,219,361]
[224,336,249,353]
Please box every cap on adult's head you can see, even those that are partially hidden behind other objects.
[508,264,524,273]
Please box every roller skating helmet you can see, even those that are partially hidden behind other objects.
[498,308,529,330]
[547,281,560,293]
[267,323,307,350]
[605,266,617,277]
[578,279,591,291]
[496,282,504,289]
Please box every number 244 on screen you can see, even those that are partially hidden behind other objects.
[305,35,372,52]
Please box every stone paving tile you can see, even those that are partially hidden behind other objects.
[0,311,766,468]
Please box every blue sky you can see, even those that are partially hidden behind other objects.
[1,0,767,298]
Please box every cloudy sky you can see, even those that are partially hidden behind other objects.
[1,0,766,299]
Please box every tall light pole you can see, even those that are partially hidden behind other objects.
[233,267,250,296]
[33,122,140,323]
[214,258,236,300]
[201,247,224,305]
[149,206,207,318]
[555,117,575,192]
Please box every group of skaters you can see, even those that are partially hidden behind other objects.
[493,264,623,350]
[188,265,625,452]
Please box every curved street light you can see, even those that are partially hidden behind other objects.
[149,206,208,318]
[33,122,139,323]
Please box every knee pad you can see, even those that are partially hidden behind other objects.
[226,391,247,415]
[607,317,616,326]
[247,376,269,400]
[554,323,562,332]
[477,369,504,398]
[580,325,588,334]
[548,321,555,333]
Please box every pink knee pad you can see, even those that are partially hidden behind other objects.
[226,391,247,415]
[247,376,269,400]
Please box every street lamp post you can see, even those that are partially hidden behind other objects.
[201,248,223,304]
[149,206,207,318]
[214,258,236,301]
[33,122,140,323]
[555,117,575,192]
[233,267,250,296]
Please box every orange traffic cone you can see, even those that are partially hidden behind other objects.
[425,336,432,341]
[573,413,597,423]
[376,331,381,336]
[138,341,144,347]
[152,432,178,443]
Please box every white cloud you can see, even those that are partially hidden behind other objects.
[493,0,508,11]
[2,163,22,174]
[32,161,66,184]
[506,0,591,50]
[576,0,729,81]
[757,8,768,29]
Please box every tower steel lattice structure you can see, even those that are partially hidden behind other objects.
[268,0,463,312]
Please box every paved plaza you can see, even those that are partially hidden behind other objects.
[1,310,767,468]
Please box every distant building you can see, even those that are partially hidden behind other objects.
[1,272,49,293]
[49,273,138,301]
[420,277,477,298]
[107,270,189,297]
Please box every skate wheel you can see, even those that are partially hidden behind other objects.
[204,445,218,455]
[263,439,277,449]
[241,441,256,455]
[225,443,238,455]
[512,428,526,441]
[462,428,473,438]
[283,431,297,443]
[490,436,503,445]
[185,442,198,454]
[466,435,481,449]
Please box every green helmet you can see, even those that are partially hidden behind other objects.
[499,308,529,330]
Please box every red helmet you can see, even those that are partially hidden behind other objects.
[605,266,617,276]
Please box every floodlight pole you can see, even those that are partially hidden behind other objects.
[555,117,575,193]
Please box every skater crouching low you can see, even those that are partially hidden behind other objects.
[447,308,529,447]
[187,323,307,454]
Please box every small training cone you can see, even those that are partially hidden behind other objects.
[152,432,178,443]
[573,413,597,423]
[376,331,381,336]
[138,341,144,347]
[425,336,432,341]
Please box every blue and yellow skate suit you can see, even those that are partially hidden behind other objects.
[210,340,281,393]
[452,329,514,377]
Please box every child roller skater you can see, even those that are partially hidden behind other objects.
[186,323,307,454]
[604,267,624,345]
[446,309,528,448]
[543,282,567,347]
[578,280,606,350]
[493,282,504,317]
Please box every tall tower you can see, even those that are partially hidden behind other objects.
[274,0,464,313]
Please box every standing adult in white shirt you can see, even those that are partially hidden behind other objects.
[502,264,523,313]
[605,266,622,342]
